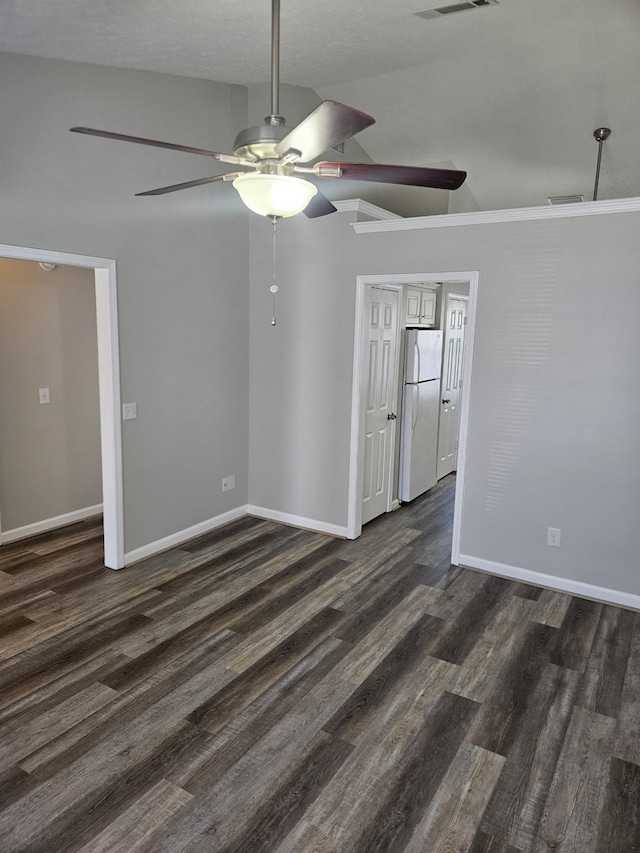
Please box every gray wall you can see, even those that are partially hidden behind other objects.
[248,209,640,598]
[248,211,358,524]
[0,259,101,531]
[448,181,481,214]
[0,52,251,552]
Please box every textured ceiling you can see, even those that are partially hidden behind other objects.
[2,0,639,210]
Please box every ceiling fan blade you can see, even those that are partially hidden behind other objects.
[135,172,243,196]
[315,161,467,191]
[274,100,375,163]
[70,127,249,166]
[303,191,337,219]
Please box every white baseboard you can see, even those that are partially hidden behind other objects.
[247,505,348,539]
[1,504,104,545]
[121,503,347,567]
[458,554,640,612]
[124,505,250,565]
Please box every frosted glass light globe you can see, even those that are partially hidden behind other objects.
[233,173,317,218]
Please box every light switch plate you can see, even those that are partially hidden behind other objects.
[39,388,50,404]
[122,402,138,421]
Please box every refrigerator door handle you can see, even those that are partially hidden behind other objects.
[411,384,419,436]
[415,341,421,384]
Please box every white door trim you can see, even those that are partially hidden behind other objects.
[449,274,479,565]
[0,243,125,569]
[348,270,480,573]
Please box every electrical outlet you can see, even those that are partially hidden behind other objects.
[547,527,561,547]
[122,402,138,421]
[39,388,50,404]
[228,474,235,490]
[222,477,229,492]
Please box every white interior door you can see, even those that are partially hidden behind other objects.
[361,287,399,525]
[437,294,468,480]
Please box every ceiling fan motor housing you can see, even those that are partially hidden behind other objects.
[233,123,288,162]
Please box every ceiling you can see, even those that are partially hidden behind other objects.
[2,0,639,211]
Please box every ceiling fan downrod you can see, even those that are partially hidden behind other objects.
[268,0,284,126]
[592,127,611,202]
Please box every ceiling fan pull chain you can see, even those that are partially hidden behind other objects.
[270,215,279,326]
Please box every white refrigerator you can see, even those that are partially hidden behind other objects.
[399,329,443,502]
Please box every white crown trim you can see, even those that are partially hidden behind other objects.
[351,196,640,234]
[333,199,402,221]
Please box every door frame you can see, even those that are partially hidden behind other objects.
[347,270,480,570]
[0,243,125,569]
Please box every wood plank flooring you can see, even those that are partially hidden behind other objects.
[0,476,639,852]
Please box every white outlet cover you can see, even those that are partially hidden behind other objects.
[547,527,561,547]
[38,388,50,404]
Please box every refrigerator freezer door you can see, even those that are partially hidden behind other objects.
[399,378,440,502]
[405,330,442,383]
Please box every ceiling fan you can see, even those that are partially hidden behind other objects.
[71,0,466,219]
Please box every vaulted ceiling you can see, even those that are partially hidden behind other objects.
[2,0,638,211]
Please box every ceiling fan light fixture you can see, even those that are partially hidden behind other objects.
[232,172,317,218]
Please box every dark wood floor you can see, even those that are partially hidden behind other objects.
[0,477,639,852]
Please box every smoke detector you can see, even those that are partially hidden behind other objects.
[416,0,498,20]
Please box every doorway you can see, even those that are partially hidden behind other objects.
[0,243,124,569]
[347,271,479,570]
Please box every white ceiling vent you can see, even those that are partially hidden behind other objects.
[547,195,585,205]
[416,0,498,20]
